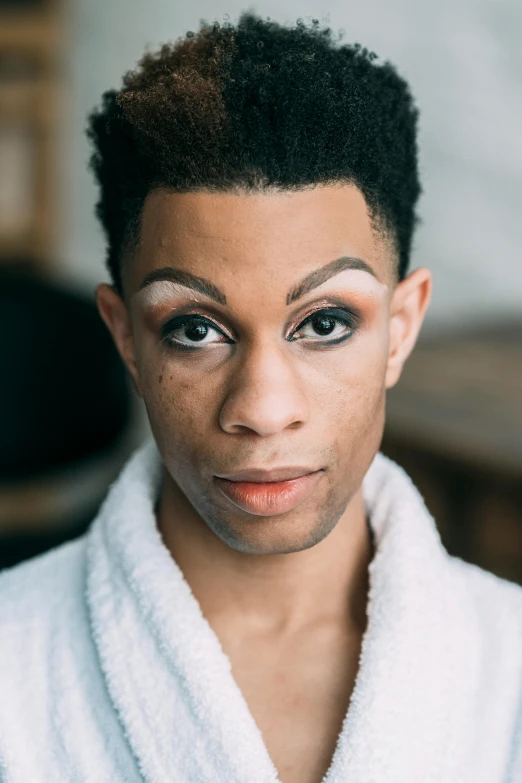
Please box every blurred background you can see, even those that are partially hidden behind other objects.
[0,0,520,577]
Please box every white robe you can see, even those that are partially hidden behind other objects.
[1,439,522,783]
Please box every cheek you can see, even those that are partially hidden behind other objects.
[314,334,388,460]
[314,325,388,407]
[138,350,215,461]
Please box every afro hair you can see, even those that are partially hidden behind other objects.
[86,12,421,293]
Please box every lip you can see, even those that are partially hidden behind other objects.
[214,470,323,516]
[215,466,319,483]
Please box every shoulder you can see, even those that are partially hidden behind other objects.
[0,536,95,768]
[447,554,522,709]
[446,554,522,663]
[0,534,142,780]
[0,534,88,622]
[447,554,522,627]
[446,557,522,775]
[0,535,90,678]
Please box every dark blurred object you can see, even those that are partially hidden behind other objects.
[0,264,133,568]
[382,319,522,584]
[0,1,45,8]
[0,264,131,478]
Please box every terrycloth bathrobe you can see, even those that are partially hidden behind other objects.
[1,439,522,783]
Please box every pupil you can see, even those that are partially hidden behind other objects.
[313,315,335,336]
[186,322,208,341]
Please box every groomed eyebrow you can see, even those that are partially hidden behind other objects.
[138,256,376,307]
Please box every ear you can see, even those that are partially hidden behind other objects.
[385,267,432,389]
[95,283,143,397]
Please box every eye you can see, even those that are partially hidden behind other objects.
[161,315,231,350]
[291,307,358,344]
[161,307,359,352]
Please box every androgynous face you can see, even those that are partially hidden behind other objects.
[101,184,426,555]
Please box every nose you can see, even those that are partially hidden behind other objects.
[218,341,310,437]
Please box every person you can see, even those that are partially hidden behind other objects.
[1,13,521,783]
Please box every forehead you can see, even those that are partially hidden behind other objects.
[127,184,395,293]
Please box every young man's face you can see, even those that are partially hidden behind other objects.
[97,184,431,554]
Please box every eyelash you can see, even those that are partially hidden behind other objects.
[160,307,360,352]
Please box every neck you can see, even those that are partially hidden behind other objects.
[157,467,374,637]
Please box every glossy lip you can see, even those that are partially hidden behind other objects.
[214,466,320,483]
[214,470,323,516]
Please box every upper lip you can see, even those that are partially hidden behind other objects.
[215,466,321,483]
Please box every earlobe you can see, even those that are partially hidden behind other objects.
[95,283,143,397]
[384,267,432,390]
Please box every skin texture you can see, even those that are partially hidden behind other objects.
[96,183,431,783]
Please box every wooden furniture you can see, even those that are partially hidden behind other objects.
[0,0,63,264]
[382,320,522,584]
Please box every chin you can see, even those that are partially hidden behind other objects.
[211,516,335,556]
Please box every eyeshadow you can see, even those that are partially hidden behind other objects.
[133,279,203,309]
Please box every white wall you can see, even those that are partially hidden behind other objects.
[59,0,522,332]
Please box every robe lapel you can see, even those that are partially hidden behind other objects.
[323,453,471,783]
[86,440,280,783]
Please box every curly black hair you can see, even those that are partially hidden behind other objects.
[86,12,421,293]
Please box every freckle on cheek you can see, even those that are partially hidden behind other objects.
[159,374,163,384]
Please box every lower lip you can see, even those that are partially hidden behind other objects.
[214,471,323,516]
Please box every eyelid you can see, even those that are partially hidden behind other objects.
[294,297,362,326]
[160,295,361,330]
[160,310,233,341]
